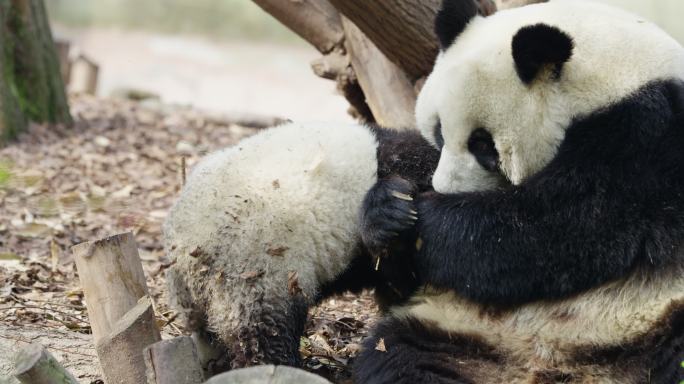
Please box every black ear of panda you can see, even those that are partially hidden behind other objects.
[512,23,574,84]
[435,0,479,49]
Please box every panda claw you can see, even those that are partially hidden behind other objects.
[391,190,414,201]
[409,209,418,215]
[408,215,418,221]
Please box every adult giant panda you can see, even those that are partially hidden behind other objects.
[164,122,438,372]
[355,0,684,383]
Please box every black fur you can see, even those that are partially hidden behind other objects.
[231,295,308,368]
[371,126,441,188]
[512,24,574,84]
[410,80,684,306]
[322,126,438,308]
[467,128,499,172]
[435,0,479,49]
[354,316,501,384]
[358,127,440,303]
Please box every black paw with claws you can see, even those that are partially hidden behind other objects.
[360,176,419,256]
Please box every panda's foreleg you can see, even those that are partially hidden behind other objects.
[359,176,422,302]
[353,316,500,384]
[206,278,309,369]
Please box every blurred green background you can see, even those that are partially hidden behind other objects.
[46,0,302,44]
[46,0,684,44]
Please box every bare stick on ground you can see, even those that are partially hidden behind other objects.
[143,336,204,384]
[95,296,161,384]
[14,343,79,384]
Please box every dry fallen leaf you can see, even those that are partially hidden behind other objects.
[240,270,264,281]
[375,338,387,352]
[267,246,289,257]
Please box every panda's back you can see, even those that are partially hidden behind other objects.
[164,122,378,292]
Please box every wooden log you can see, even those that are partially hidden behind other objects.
[328,0,498,79]
[342,17,416,129]
[205,365,332,384]
[95,296,161,384]
[327,0,440,80]
[251,0,344,54]
[14,343,79,384]
[143,337,204,384]
[71,232,150,344]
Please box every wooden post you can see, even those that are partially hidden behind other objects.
[54,40,71,85]
[72,233,161,384]
[14,343,79,384]
[69,54,99,95]
[95,296,161,384]
[143,337,204,384]
[71,232,150,343]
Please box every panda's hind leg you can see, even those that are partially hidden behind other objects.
[206,278,310,369]
[354,316,501,384]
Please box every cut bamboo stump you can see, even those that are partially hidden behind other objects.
[72,232,161,384]
[69,54,99,95]
[205,365,332,384]
[95,296,161,384]
[143,337,204,384]
[14,343,79,384]
[71,232,151,343]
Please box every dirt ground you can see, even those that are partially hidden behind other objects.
[0,95,377,383]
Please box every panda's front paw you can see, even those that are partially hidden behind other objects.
[360,176,418,256]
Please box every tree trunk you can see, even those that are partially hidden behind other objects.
[327,0,441,81]
[253,0,531,126]
[0,0,71,140]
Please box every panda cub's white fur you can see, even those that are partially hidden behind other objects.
[164,122,378,367]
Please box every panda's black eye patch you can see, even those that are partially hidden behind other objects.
[467,128,499,172]
[434,120,445,150]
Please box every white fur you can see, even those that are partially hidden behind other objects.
[164,122,378,338]
[418,0,684,192]
[394,260,684,382]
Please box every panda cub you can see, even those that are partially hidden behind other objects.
[164,122,438,371]
[357,0,684,383]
